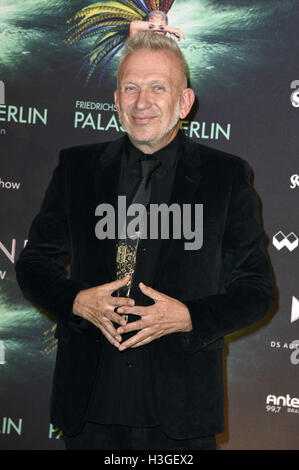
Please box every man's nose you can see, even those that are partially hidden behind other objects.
[134,89,151,110]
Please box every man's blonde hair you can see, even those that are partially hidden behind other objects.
[117,31,188,86]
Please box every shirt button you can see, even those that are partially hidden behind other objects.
[127,362,133,368]
[142,247,147,254]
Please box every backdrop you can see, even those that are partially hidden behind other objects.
[0,0,298,450]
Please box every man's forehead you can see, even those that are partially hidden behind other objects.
[117,49,183,84]
[120,73,170,85]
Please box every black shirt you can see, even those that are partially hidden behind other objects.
[86,132,181,426]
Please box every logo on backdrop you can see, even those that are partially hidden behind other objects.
[0,239,28,265]
[291,296,299,324]
[74,100,123,133]
[0,340,5,364]
[0,239,27,282]
[290,80,299,108]
[290,341,299,365]
[0,104,48,126]
[266,394,299,415]
[0,177,21,190]
[0,80,48,128]
[0,419,62,439]
[272,231,298,251]
[290,174,299,188]
[269,297,299,366]
[0,239,28,281]
[0,417,23,436]
[0,80,5,104]
[73,100,232,140]
[0,80,5,135]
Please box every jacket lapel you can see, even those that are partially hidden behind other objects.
[154,134,203,283]
[93,136,125,280]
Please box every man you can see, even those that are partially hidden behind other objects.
[15,32,274,450]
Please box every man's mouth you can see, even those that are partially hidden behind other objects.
[132,116,156,124]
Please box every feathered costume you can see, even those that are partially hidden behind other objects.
[66,1,176,85]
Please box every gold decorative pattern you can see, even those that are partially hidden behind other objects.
[116,235,140,321]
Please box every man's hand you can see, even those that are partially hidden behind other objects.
[115,282,192,351]
[72,274,134,348]
[164,26,185,41]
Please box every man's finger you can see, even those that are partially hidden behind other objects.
[107,309,128,326]
[101,274,131,294]
[100,317,122,343]
[111,296,135,308]
[98,324,121,348]
[116,305,146,316]
[116,319,144,335]
[118,329,155,351]
[138,282,165,301]
[130,336,154,348]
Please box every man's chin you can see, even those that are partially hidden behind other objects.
[120,124,153,145]
[130,135,156,146]
[127,131,159,147]
[123,121,180,151]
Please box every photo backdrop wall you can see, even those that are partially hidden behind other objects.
[0,0,298,450]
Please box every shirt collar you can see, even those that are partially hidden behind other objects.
[125,132,181,177]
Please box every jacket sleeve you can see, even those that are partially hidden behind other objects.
[15,150,90,323]
[183,158,275,352]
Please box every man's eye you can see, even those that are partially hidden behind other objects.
[124,86,137,93]
[153,86,164,92]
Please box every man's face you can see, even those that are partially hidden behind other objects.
[114,49,191,153]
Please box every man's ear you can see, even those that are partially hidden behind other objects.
[114,89,119,112]
[179,88,195,120]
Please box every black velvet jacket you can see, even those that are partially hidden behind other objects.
[15,133,275,438]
